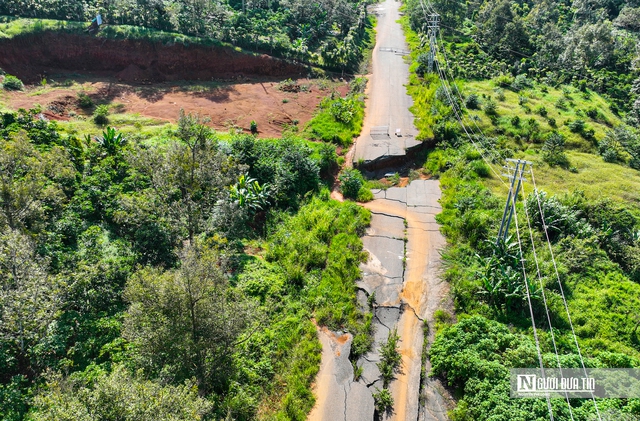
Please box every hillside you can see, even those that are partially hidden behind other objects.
[401,0,640,419]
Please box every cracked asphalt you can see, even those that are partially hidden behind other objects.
[307,0,453,418]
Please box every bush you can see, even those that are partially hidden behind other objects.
[372,388,394,414]
[542,132,569,167]
[2,75,23,91]
[567,119,585,134]
[339,168,364,199]
[555,97,568,110]
[511,74,530,91]
[93,104,110,125]
[77,92,93,109]
[470,160,490,177]
[464,94,480,109]
[250,120,258,134]
[547,117,556,128]
[535,105,547,117]
[494,74,514,88]
[483,99,497,116]
[494,88,506,101]
[330,98,356,123]
[510,115,520,127]
[356,186,373,202]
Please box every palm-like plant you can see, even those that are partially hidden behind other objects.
[95,127,126,155]
[229,174,270,211]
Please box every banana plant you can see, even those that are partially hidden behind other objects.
[229,174,270,211]
[95,127,126,155]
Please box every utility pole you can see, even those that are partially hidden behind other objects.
[426,13,440,73]
[497,158,532,244]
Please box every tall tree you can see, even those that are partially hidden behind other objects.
[0,228,60,376]
[123,242,257,394]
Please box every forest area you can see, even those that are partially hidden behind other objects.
[0,101,374,420]
[401,0,640,419]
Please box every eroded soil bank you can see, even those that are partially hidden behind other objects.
[0,31,307,83]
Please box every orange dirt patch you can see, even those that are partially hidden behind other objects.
[3,77,349,138]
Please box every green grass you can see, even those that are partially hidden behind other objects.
[0,15,245,52]
[304,96,365,147]
[463,79,622,151]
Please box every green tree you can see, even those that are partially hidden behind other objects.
[0,228,60,374]
[0,132,74,231]
[30,365,212,421]
[135,110,238,242]
[123,242,257,394]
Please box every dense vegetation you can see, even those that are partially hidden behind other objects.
[400,3,640,420]
[0,0,376,73]
[405,0,640,124]
[0,107,372,420]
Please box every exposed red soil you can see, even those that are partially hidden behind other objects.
[0,32,352,137]
[3,78,348,137]
[0,32,306,83]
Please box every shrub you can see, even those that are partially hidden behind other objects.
[377,329,401,387]
[556,97,568,110]
[330,98,356,123]
[77,92,94,109]
[535,105,548,117]
[494,88,506,101]
[338,168,364,199]
[518,95,528,106]
[372,388,394,414]
[470,160,490,178]
[93,105,110,125]
[586,107,599,120]
[250,120,258,134]
[349,77,367,94]
[542,132,569,167]
[567,119,585,133]
[547,117,557,128]
[2,74,23,91]
[510,115,520,127]
[356,186,373,202]
[464,94,480,109]
[494,74,514,88]
[511,74,530,91]
[483,99,497,116]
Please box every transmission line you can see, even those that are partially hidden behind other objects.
[508,164,555,421]
[529,169,603,421]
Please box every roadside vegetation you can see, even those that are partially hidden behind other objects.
[0,105,372,420]
[401,1,640,419]
[305,76,368,146]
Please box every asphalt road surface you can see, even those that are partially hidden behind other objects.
[353,0,421,163]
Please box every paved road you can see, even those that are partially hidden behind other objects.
[354,0,421,163]
[308,0,452,419]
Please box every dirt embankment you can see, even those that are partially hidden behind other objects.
[0,31,307,83]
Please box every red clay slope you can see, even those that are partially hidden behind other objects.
[0,31,307,82]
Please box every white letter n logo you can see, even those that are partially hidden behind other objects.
[518,375,536,391]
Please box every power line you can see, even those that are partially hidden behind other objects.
[521,180,576,421]
[529,169,603,421]
[508,163,555,421]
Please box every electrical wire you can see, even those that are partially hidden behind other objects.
[509,162,555,421]
[529,169,603,421]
